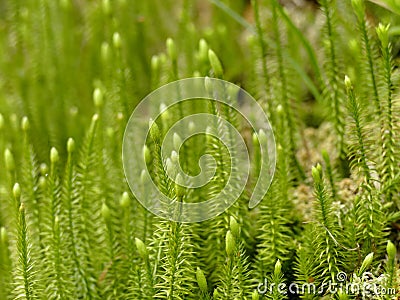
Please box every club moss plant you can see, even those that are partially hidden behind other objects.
[0,0,400,299]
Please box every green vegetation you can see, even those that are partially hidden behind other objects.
[0,0,399,299]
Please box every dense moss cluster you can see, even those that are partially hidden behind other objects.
[0,0,399,299]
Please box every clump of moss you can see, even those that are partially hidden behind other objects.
[0,0,399,299]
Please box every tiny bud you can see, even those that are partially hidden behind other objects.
[311,164,322,181]
[50,147,59,164]
[166,158,176,178]
[113,32,121,49]
[40,163,48,175]
[143,145,151,164]
[196,267,208,293]
[344,75,352,89]
[21,116,29,131]
[175,173,185,198]
[101,202,111,222]
[252,290,260,300]
[93,88,104,108]
[376,23,390,48]
[276,104,283,114]
[252,131,259,147]
[102,0,111,15]
[135,237,148,258]
[13,183,21,199]
[226,230,235,256]
[351,0,365,20]
[198,39,208,62]
[359,252,374,274]
[120,192,130,208]
[151,55,160,73]
[19,203,25,213]
[101,42,110,62]
[38,176,46,190]
[0,113,4,129]
[173,132,182,151]
[149,119,160,142]
[67,138,75,153]
[166,38,177,61]
[92,113,99,123]
[208,49,223,78]
[159,103,167,114]
[338,291,349,300]
[321,149,329,163]
[159,103,170,123]
[230,216,240,238]
[4,149,15,171]
[274,259,282,277]
[387,240,396,260]
[171,150,178,163]
[0,227,8,245]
